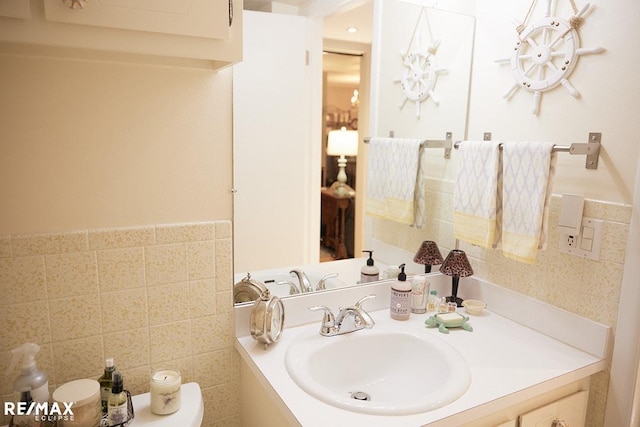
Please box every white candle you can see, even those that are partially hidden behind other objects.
[150,369,181,415]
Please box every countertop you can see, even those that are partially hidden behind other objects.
[235,274,610,427]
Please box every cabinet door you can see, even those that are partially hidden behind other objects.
[43,0,229,39]
[0,0,30,18]
[519,390,588,426]
[233,11,317,272]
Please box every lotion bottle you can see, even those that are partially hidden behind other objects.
[390,264,411,320]
[360,250,379,283]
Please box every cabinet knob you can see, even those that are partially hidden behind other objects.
[551,420,569,427]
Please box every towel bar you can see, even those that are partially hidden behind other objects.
[453,132,601,170]
[363,132,453,159]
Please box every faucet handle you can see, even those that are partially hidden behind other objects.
[316,273,339,291]
[276,280,299,295]
[354,295,376,329]
[309,306,335,335]
[309,305,335,322]
[355,294,376,309]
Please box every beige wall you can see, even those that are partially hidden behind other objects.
[0,55,237,426]
[0,55,233,234]
[468,1,640,203]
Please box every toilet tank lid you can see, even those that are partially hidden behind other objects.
[129,382,204,427]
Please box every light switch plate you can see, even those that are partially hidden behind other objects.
[559,217,603,260]
[558,194,584,235]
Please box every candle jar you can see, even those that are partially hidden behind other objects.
[150,369,181,415]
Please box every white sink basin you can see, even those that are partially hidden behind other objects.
[285,325,472,415]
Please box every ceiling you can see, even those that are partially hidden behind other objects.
[243,1,372,44]
[323,2,372,45]
[242,1,372,88]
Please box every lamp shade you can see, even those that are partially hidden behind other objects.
[327,127,358,156]
[439,249,473,278]
[413,241,444,266]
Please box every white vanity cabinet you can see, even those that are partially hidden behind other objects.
[489,390,588,427]
[0,0,242,69]
[519,390,588,426]
[466,383,590,427]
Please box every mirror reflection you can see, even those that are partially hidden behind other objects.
[234,1,475,305]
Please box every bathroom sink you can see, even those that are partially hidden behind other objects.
[285,326,471,415]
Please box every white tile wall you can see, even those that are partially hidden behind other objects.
[0,221,239,427]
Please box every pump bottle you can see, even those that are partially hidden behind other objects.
[107,371,128,426]
[360,250,379,283]
[7,343,49,404]
[98,358,116,416]
[390,264,411,320]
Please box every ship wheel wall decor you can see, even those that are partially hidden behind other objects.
[496,0,604,115]
[394,7,448,119]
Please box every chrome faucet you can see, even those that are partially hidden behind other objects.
[315,273,339,291]
[289,269,312,293]
[309,295,376,336]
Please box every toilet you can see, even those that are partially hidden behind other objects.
[129,382,203,427]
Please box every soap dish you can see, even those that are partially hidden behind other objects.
[462,299,487,315]
[425,312,473,334]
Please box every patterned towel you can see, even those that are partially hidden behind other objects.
[453,140,502,248]
[501,141,556,264]
[366,137,425,227]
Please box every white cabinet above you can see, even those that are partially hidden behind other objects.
[0,0,31,19]
[43,0,230,39]
[0,0,242,69]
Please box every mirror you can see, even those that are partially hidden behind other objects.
[233,0,475,305]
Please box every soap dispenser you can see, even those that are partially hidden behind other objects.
[360,250,380,283]
[390,264,411,320]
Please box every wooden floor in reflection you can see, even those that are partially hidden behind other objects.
[320,244,335,263]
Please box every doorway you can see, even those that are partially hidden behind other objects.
[320,51,362,262]
[321,0,372,263]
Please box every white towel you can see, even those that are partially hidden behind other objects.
[501,141,556,264]
[365,137,425,227]
[453,140,502,248]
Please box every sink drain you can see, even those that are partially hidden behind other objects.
[350,391,371,401]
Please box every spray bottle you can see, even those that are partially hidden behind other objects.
[7,343,49,403]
